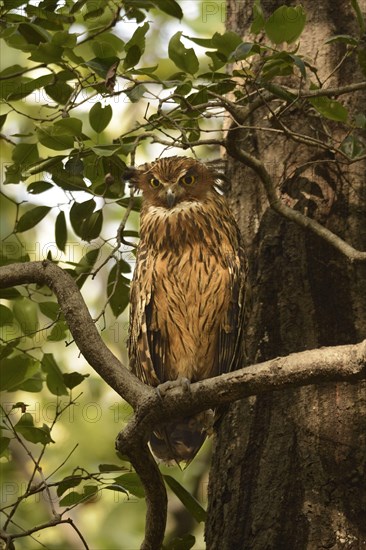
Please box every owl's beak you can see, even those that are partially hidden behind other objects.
[166,188,176,208]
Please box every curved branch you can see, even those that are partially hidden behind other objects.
[226,138,366,263]
[2,262,365,549]
[0,261,151,408]
[116,340,365,548]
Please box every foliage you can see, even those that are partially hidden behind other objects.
[1,0,366,548]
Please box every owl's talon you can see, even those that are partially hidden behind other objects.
[156,377,191,400]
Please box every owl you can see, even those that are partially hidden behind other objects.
[126,156,246,464]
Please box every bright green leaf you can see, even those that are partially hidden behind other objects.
[265,5,306,44]
[309,94,348,122]
[13,297,39,334]
[113,473,145,498]
[59,491,85,506]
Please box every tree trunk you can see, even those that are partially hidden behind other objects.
[206,1,366,548]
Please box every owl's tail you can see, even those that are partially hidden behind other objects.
[149,410,214,465]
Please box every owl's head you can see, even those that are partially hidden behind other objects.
[125,156,220,208]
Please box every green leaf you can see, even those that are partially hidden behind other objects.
[45,81,73,104]
[12,143,39,167]
[124,22,149,69]
[163,534,196,550]
[324,34,359,46]
[18,22,49,45]
[351,0,365,33]
[81,210,104,241]
[39,301,61,321]
[0,114,7,131]
[124,83,148,103]
[55,211,67,252]
[107,262,130,317]
[8,74,54,100]
[340,135,365,158]
[84,56,120,78]
[37,118,82,151]
[152,0,183,19]
[212,31,243,57]
[27,181,53,194]
[89,102,113,133]
[69,199,96,239]
[57,475,83,497]
[17,372,43,393]
[73,248,100,289]
[309,94,348,122]
[47,320,69,342]
[265,5,306,44]
[0,305,13,326]
[59,491,85,506]
[37,128,74,151]
[26,155,66,176]
[63,372,89,390]
[14,413,54,445]
[164,475,207,523]
[59,485,97,506]
[0,356,41,391]
[0,288,22,299]
[52,31,77,49]
[0,437,11,458]
[55,117,83,136]
[16,206,51,233]
[41,353,68,396]
[13,297,39,334]
[169,32,199,74]
[98,463,125,473]
[251,0,265,34]
[113,473,145,498]
[29,43,63,63]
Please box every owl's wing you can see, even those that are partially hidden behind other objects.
[214,241,247,376]
[128,243,162,387]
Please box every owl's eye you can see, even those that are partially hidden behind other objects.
[180,174,195,186]
[150,177,161,188]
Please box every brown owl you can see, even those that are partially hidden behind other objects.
[126,156,246,464]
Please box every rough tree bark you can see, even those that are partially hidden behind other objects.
[206,1,366,548]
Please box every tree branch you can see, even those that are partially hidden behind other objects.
[226,137,366,263]
[0,261,150,408]
[1,262,365,549]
